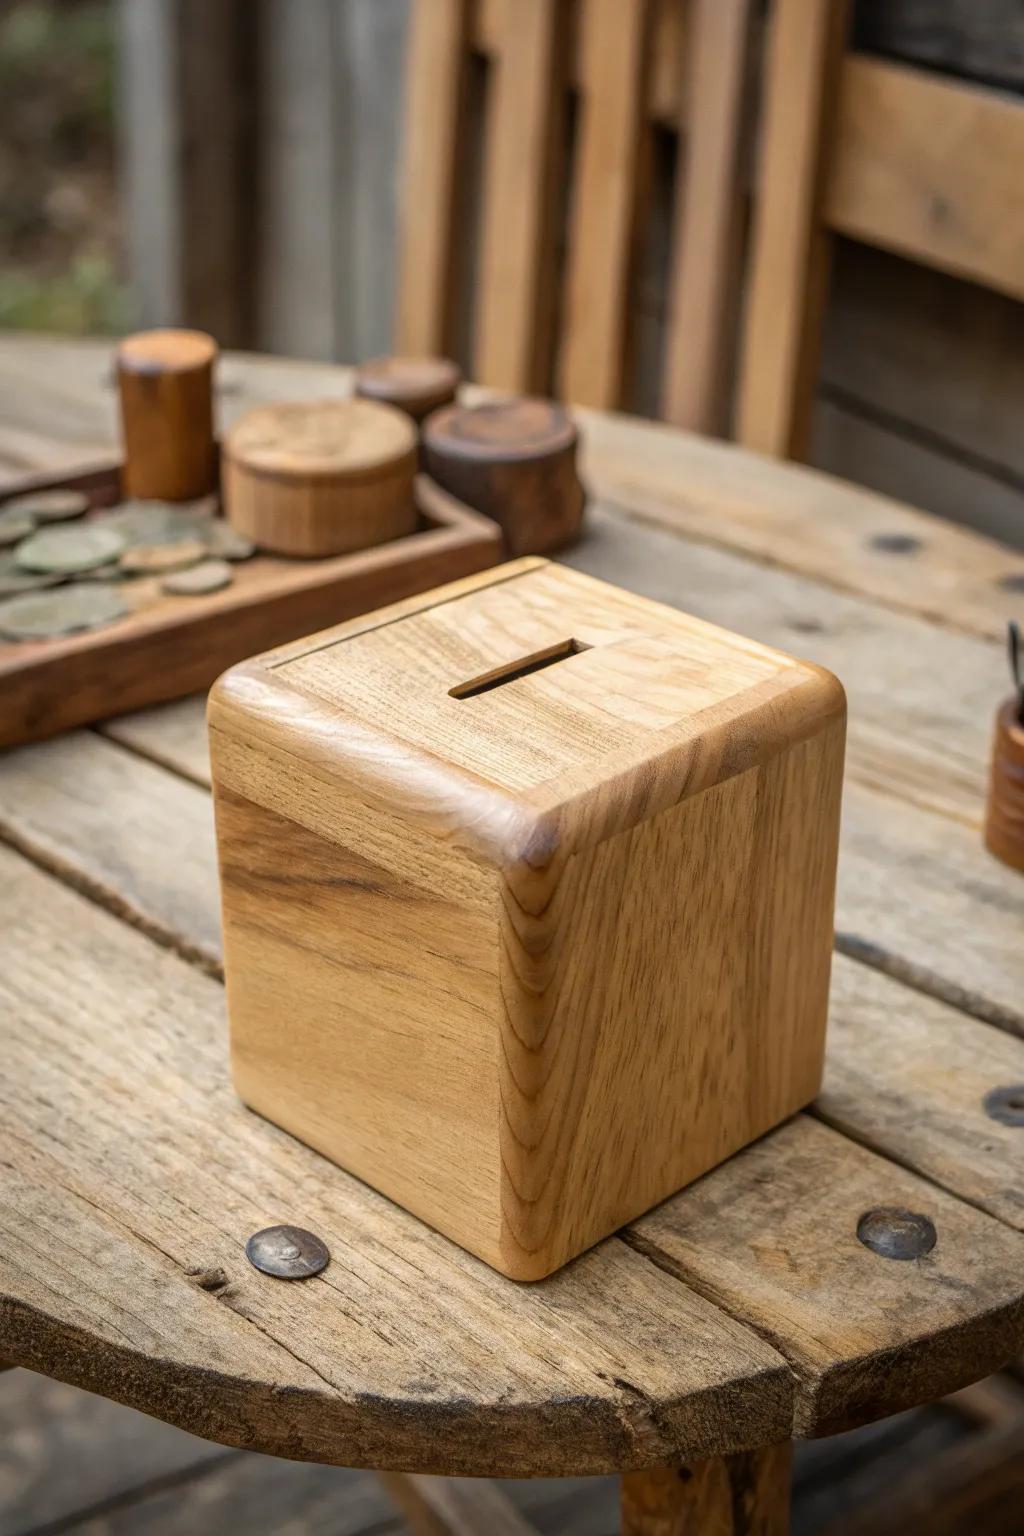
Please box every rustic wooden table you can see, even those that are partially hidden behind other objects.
[1,336,1023,1536]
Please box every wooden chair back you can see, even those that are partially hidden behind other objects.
[399,0,1024,458]
[396,0,754,434]
[736,0,1024,459]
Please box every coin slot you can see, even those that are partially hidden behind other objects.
[449,639,591,699]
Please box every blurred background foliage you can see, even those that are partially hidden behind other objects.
[0,0,131,332]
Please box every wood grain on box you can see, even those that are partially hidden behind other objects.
[209,559,845,1279]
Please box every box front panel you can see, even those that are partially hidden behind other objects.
[497,719,844,1278]
[214,785,503,1259]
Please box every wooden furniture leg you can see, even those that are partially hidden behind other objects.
[621,1443,793,1535]
[378,1472,538,1535]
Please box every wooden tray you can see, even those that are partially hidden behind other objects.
[0,460,502,748]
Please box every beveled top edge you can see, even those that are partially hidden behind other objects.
[117,328,217,373]
[356,354,462,405]
[423,398,578,462]
[222,398,417,479]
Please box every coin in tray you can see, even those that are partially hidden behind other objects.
[0,553,63,598]
[8,489,90,524]
[0,583,128,641]
[16,523,125,576]
[0,515,35,547]
[162,558,233,595]
[120,538,209,575]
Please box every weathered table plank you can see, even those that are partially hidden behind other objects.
[0,843,793,1477]
[4,839,1023,1462]
[629,1116,1024,1438]
[821,960,1024,1234]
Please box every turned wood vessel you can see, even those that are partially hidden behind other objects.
[222,398,418,557]
[422,397,585,556]
[116,328,217,501]
[355,355,461,423]
[985,697,1024,873]
[210,558,846,1279]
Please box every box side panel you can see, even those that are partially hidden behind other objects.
[496,716,845,1278]
[212,781,503,1261]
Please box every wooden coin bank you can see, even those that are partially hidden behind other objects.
[209,559,846,1279]
[116,328,217,501]
[222,399,417,556]
[422,398,585,556]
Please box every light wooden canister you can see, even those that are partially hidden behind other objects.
[222,399,418,557]
[117,328,217,501]
[985,697,1024,873]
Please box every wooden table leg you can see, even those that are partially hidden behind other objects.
[621,1442,793,1535]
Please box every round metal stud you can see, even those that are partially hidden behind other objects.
[983,1084,1024,1127]
[869,532,923,556]
[856,1207,937,1261]
[245,1224,330,1279]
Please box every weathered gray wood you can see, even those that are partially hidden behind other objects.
[333,0,411,360]
[818,1416,1024,1536]
[0,1370,225,1534]
[822,954,1024,1231]
[813,398,1024,553]
[379,1472,540,1535]
[854,0,1024,92]
[115,0,251,344]
[822,242,1024,494]
[629,1116,1024,1438]
[0,730,221,974]
[254,0,340,359]
[0,843,793,1476]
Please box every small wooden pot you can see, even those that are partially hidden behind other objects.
[117,328,217,502]
[985,697,1024,873]
[422,397,585,556]
[222,399,418,557]
[355,355,461,424]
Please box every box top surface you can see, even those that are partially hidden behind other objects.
[242,560,836,807]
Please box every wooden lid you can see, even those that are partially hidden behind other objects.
[223,399,417,481]
[356,355,461,414]
[118,328,217,373]
[213,560,845,864]
[423,398,577,462]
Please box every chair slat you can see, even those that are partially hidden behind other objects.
[558,0,653,409]
[396,0,472,356]
[735,0,850,459]
[661,0,754,434]
[827,56,1024,305]
[474,0,566,392]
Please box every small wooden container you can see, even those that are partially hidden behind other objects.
[116,328,217,501]
[210,559,845,1279]
[985,698,1024,873]
[355,355,461,423]
[222,399,417,557]
[422,398,585,556]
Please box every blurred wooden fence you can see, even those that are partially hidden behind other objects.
[116,0,1024,548]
